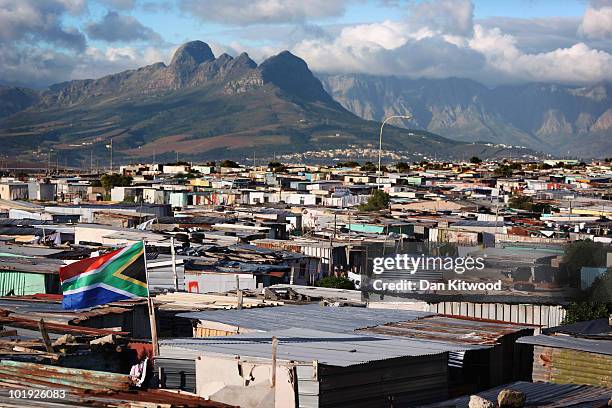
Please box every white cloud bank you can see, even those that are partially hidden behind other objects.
[288,0,612,84]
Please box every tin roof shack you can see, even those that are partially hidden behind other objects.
[184,259,290,293]
[517,333,612,388]
[0,361,235,408]
[0,296,152,340]
[27,181,55,201]
[179,303,433,337]
[161,305,434,394]
[183,244,318,292]
[92,210,153,228]
[0,256,61,295]
[419,380,612,408]
[253,238,349,276]
[0,183,28,201]
[153,292,283,338]
[360,315,535,394]
[160,328,450,408]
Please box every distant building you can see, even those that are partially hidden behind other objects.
[0,182,28,201]
[27,181,56,201]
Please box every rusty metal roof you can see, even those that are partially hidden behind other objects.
[419,380,612,408]
[361,314,534,346]
[0,360,234,407]
[517,334,612,356]
[0,314,129,337]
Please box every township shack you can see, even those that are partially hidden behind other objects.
[517,334,612,388]
[159,304,535,406]
[159,328,451,408]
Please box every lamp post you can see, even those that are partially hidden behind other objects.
[378,115,412,185]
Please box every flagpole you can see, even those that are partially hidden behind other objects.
[142,240,160,357]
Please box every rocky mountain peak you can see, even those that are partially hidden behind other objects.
[234,52,257,69]
[170,41,215,67]
[258,51,334,103]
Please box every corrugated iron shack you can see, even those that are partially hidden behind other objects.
[419,380,612,408]
[360,314,535,394]
[0,360,235,407]
[517,334,612,387]
[160,328,452,408]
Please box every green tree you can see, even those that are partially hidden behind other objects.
[315,276,356,290]
[564,240,610,287]
[470,156,482,164]
[395,162,410,172]
[220,160,240,168]
[508,195,553,214]
[590,270,612,303]
[563,302,610,324]
[268,161,287,172]
[358,189,390,211]
[494,164,513,178]
[100,174,132,193]
[336,161,360,168]
[360,161,377,172]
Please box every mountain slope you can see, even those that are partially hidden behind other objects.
[319,74,612,157]
[0,86,39,119]
[0,41,533,165]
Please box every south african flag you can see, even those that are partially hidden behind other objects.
[60,241,148,310]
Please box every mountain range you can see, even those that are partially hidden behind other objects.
[319,74,612,157]
[0,41,558,167]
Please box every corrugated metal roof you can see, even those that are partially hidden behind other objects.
[543,318,612,337]
[361,315,534,345]
[160,327,459,367]
[0,360,234,407]
[517,335,612,356]
[419,381,612,408]
[177,303,435,333]
[269,284,363,302]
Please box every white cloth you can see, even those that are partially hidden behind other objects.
[129,357,148,387]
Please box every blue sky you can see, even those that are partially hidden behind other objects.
[77,0,589,47]
[1,0,611,87]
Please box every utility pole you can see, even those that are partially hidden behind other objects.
[110,138,113,173]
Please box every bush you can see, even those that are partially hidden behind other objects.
[100,174,132,192]
[360,161,377,172]
[470,156,482,164]
[315,276,355,290]
[564,240,610,287]
[395,162,410,172]
[336,161,360,168]
[358,189,390,211]
[563,302,610,324]
[508,195,554,214]
[220,160,240,168]
[268,161,287,172]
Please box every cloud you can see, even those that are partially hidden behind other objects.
[0,0,87,50]
[96,0,136,10]
[0,45,78,87]
[70,45,171,79]
[292,22,486,78]
[579,2,612,39]
[85,11,162,42]
[141,1,173,13]
[409,0,474,36]
[469,25,611,83]
[288,0,612,85]
[179,0,348,25]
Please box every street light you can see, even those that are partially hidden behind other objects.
[378,115,412,174]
